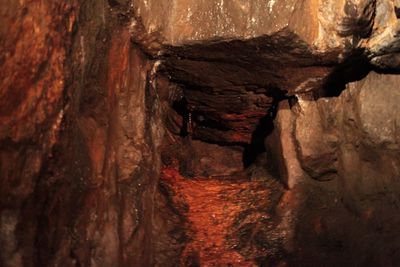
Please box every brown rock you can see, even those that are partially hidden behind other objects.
[2,0,400,266]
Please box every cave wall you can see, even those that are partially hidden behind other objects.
[270,71,400,266]
[0,1,78,265]
[1,0,400,266]
[0,1,167,266]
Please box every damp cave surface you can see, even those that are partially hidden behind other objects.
[156,35,391,266]
[2,1,400,266]
[161,102,286,266]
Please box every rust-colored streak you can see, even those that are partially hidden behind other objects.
[222,111,268,121]
[0,1,76,140]
[107,28,131,106]
[161,166,276,266]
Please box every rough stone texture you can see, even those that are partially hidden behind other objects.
[294,98,339,181]
[164,139,244,178]
[146,0,399,144]
[161,33,334,144]
[132,0,399,58]
[133,0,400,65]
[266,101,305,188]
[133,0,297,44]
[293,71,400,183]
[1,1,166,266]
[0,1,78,265]
[160,164,284,266]
[2,0,400,266]
[283,72,400,266]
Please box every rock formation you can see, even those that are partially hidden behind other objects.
[1,0,400,266]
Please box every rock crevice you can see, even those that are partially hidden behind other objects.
[1,0,400,266]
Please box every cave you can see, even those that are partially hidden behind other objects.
[2,0,400,266]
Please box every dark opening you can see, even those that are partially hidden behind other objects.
[241,86,289,168]
[108,0,120,7]
[172,97,190,137]
[318,51,372,97]
[242,99,285,168]
[395,6,400,18]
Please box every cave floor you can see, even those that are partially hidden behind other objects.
[161,165,284,266]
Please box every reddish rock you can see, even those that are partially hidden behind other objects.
[2,0,400,266]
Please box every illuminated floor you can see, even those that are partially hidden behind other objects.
[161,163,284,266]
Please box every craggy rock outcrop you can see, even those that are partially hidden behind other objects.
[1,0,400,266]
[0,1,78,265]
[144,0,400,144]
[278,72,400,266]
[1,1,166,266]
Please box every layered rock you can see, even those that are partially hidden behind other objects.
[1,1,166,266]
[1,0,400,266]
[282,72,400,266]
[0,1,78,265]
[140,0,400,144]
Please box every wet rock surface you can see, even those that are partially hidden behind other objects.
[1,0,400,266]
[160,31,335,144]
[1,1,165,266]
[281,71,400,266]
[160,162,284,266]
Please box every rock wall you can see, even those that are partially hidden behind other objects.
[271,71,400,266]
[304,72,400,266]
[1,0,400,266]
[1,1,167,266]
[0,1,79,265]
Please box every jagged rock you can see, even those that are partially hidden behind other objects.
[290,71,400,181]
[266,101,305,188]
[2,0,400,266]
[293,98,339,181]
[151,0,400,144]
[281,71,400,266]
[1,1,166,266]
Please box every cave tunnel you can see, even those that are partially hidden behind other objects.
[2,0,400,266]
